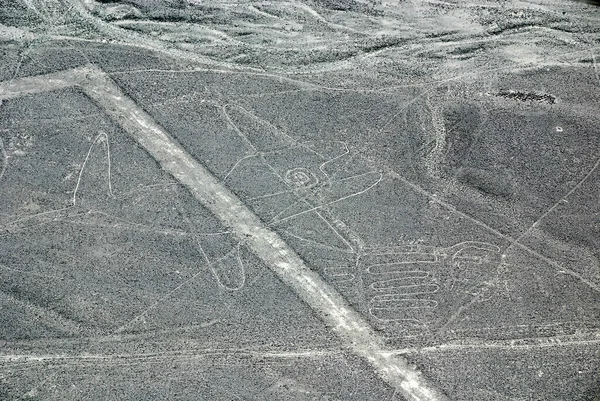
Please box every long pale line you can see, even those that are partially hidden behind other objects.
[74,67,449,401]
[0,68,85,99]
[0,67,448,400]
[0,137,8,183]
[512,154,600,246]
[384,169,600,292]
[492,154,600,293]
[6,334,600,365]
[0,349,340,364]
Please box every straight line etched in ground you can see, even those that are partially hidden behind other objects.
[78,67,450,401]
[0,67,451,401]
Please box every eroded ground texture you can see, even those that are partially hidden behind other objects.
[0,1,599,400]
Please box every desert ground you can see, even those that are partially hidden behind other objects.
[0,1,599,400]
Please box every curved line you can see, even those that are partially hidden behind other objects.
[328,150,360,182]
[221,153,259,183]
[369,304,438,317]
[361,244,438,255]
[371,299,439,309]
[72,131,113,205]
[369,277,433,290]
[268,172,384,226]
[446,241,500,254]
[318,141,350,179]
[103,132,114,198]
[370,284,440,296]
[366,257,440,270]
[368,304,438,323]
[369,301,439,310]
[210,244,246,291]
[366,264,434,274]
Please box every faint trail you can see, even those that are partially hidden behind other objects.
[281,229,353,253]
[0,348,340,364]
[591,51,600,85]
[513,155,600,243]
[493,154,600,293]
[4,334,599,375]
[389,333,600,354]
[0,262,63,280]
[62,66,450,401]
[0,137,8,183]
[382,163,600,293]
[0,288,83,337]
[113,243,238,334]
[268,173,383,226]
[4,327,598,364]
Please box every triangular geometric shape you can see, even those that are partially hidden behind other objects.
[73,131,115,208]
[276,210,354,253]
[223,104,296,152]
